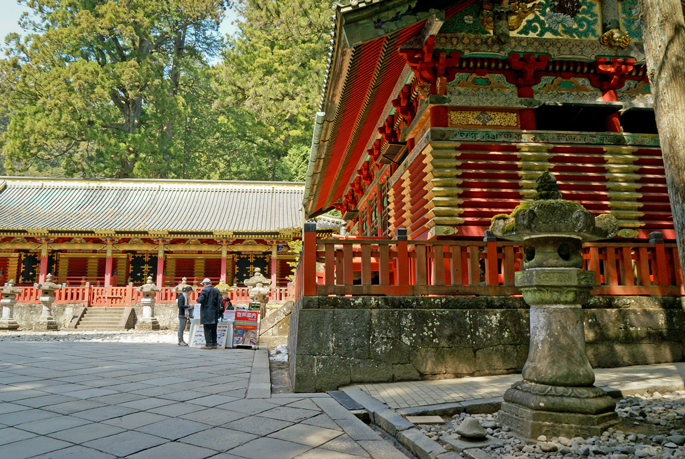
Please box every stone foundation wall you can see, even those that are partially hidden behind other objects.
[8,303,182,330]
[11,304,82,330]
[131,304,180,329]
[288,296,685,392]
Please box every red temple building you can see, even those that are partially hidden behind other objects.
[304,0,664,243]
[0,177,341,307]
[288,0,685,391]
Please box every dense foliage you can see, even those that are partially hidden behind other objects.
[0,0,331,181]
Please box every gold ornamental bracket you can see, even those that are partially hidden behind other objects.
[93,230,116,237]
[227,239,271,252]
[49,242,107,251]
[0,240,40,250]
[599,29,631,49]
[277,231,296,240]
[113,242,158,252]
[166,242,222,253]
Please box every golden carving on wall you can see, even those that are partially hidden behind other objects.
[617,228,639,238]
[599,29,631,49]
[449,109,519,128]
[480,1,543,32]
[535,77,597,94]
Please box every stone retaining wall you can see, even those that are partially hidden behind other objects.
[9,303,182,330]
[288,296,685,392]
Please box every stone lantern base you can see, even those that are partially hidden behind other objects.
[498,382,618,438]
[34,317,58,331]
[0,318,19,330]
[136,317,160,330]
[135,296,160,330]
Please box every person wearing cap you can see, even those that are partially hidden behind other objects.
[177,286,193,346]
[195,278,222,349]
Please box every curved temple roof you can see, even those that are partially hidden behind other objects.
[304,0,459,217]
[0,177,307,234]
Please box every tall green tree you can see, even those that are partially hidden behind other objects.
[1,0,227,177]
[214,0,331,181]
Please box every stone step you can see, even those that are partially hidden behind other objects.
[79,320,120,324]
[78,319,121,325]
[75,308,128,330]
[83,310,123,315]
[79,317,120,323]
[81,315,122,319]
[81,314,122,318]
[82,314,122,318]
[81,313,121,318]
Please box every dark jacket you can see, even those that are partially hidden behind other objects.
[196,285,222,324]
[177,293,191,318]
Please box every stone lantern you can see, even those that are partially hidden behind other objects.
[244,268,271,317]
[34,273,61,331]
[490,171,619,438]
[136,276,160,330]
[173,277,196,294]
[0,279,22,330]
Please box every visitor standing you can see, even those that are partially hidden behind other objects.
[177,286,192,346]
[196,278,222,349]
[222,292,233,312]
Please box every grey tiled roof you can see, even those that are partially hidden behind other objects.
[314,214,345,230]
[0,178,305,234]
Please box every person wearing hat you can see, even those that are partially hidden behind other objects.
[177,286,193,346]
[195,278,222,349]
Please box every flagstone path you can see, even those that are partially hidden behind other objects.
[0,342,409,459]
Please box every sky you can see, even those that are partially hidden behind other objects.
[0,1,239,43]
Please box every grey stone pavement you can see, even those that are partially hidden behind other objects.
[353,362,685,410]
[0,342,408,459]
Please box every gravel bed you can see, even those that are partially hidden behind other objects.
[0,330,177,343]
[420,390,685,459]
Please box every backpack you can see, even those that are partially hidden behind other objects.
[215,288,224,319]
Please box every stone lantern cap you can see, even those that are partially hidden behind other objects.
[490,171,619,243]
[35,274,62,292]
[1,279,22,295]
[173,277,196,293]
[137,276,161,294]
[244,268,271,289]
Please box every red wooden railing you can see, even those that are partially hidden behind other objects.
[14,282,296,307]
[294,223,685,298]
[270,287,292,302]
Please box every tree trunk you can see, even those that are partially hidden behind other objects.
[641,0,685,281]
[166,26,187,143]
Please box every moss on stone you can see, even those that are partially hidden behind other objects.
[503,221,517,233]
[510,201,532,216]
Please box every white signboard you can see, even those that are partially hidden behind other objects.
[189,323,230,349]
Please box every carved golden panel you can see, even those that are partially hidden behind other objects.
[448,109,519,129]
